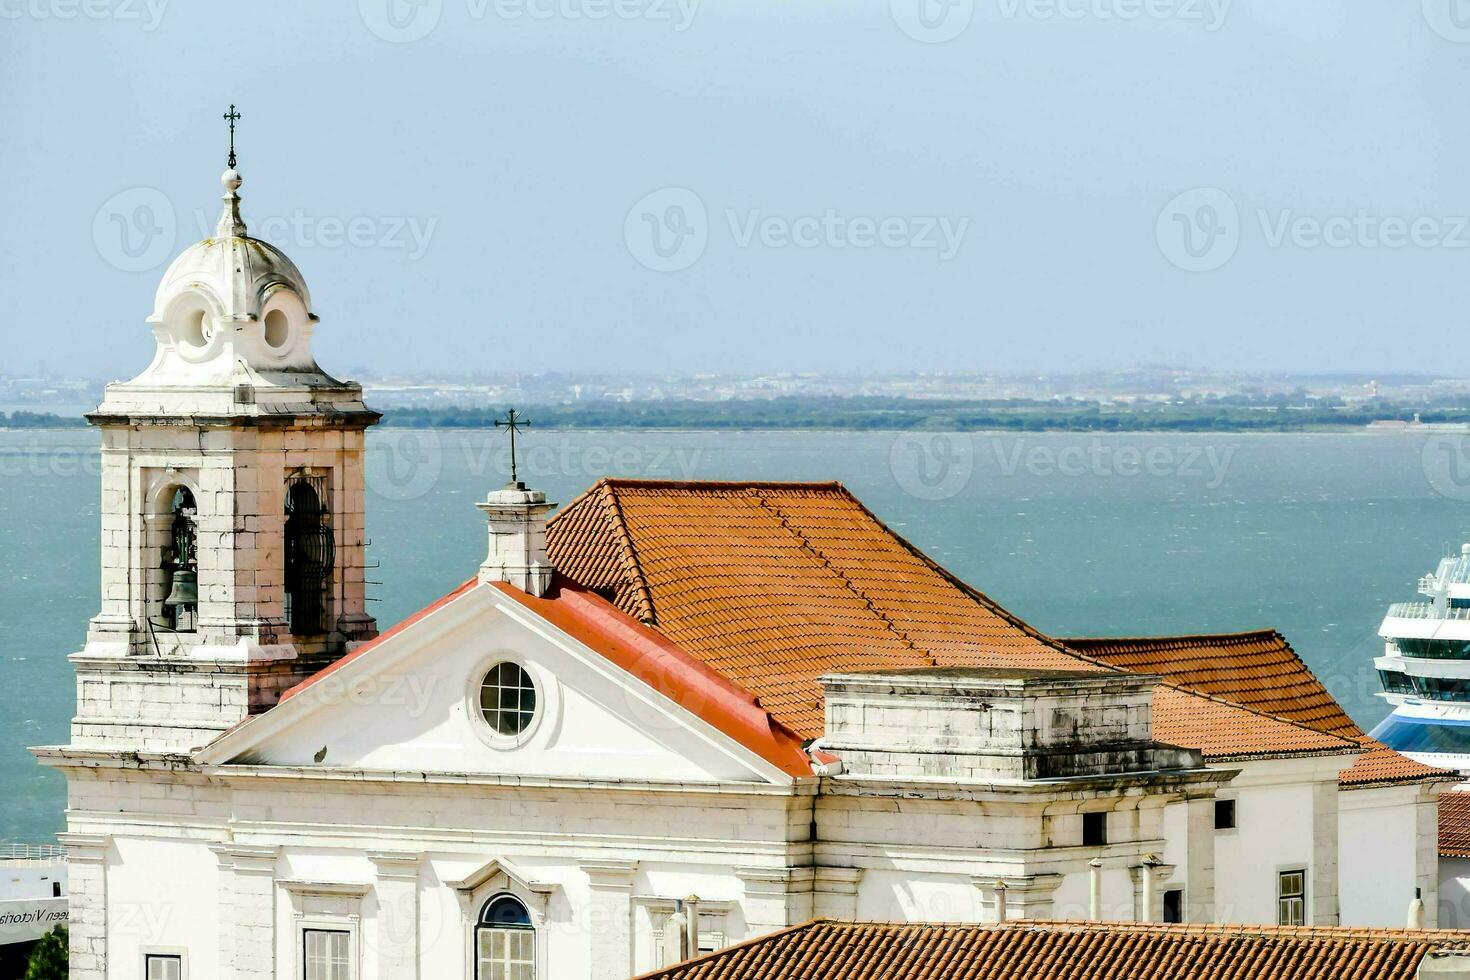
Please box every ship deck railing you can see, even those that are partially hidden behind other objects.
[0,843,66,862]
[1386,602,1470,621]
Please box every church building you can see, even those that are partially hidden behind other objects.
[35,157,1454,980]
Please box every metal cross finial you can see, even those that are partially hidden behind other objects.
[224,104,242,168]
[495,408,532,486]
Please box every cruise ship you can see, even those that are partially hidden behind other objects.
[0,844,67,973]
[1373,543,1470,772]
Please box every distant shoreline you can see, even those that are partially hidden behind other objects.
[4,400,1468,434]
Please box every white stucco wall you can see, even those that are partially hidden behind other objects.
[1339,784,1432,927]
[106,837,218,980]
[1441,857,1470,929]
[1158,757,1363,927]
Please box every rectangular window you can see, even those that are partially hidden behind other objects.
[145,956,182,980]
[304,930,352,980]
[1082,812,1108,847]
[477,927,535,980]
[1214,799,1237,830]
[1163,889,1183,924]
[1277,870,1306,926]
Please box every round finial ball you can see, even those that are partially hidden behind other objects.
[221,168,243,191]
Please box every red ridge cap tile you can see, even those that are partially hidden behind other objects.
[490,575,814,779]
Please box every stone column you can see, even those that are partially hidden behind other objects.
[213,844,279,980]
[59,833,109,980]
[812,867,864,919]
[736,868,813,937]
[1129,857,1170,923]
[583,861,638,980]
[1311,780,1341,926]
[971,874,1063,922]
[370,852,421,980]
[1181,797,1217,924]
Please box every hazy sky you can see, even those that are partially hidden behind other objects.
[2,0,1466,380]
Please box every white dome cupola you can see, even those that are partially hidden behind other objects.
[145,167,322,381]
[97,115,373,420]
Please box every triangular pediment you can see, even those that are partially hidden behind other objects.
[196,580,801,785]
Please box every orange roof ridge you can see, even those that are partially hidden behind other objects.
[490,575,813,778]
[1064,628,1286,645]
[590,478,851,492]
[835,489,1083,660]
[751,489,932,663]
[628,920,822,979]
[812,918,1470,940]
[599,481,658,624]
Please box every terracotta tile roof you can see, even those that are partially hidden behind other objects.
[549,480,1095,739]
[1441,792,1470,858]
[1063,631,1360,737]
[1065,632,1454,787]
[635,920,1470,980]
[1150,685,1360,761]
[278,481,1380,775]
[1343,739,1456,788]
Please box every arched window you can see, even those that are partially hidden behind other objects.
[161,487,198,632]
[476,895,534,980]
[284,475,334,635]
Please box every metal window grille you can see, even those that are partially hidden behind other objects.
[285,474,334,636]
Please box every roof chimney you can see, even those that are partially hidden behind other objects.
[477,482,556,597]
[1409,888,1427,931]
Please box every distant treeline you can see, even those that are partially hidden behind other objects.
[0,411,86,428]
[8,400,1470,432]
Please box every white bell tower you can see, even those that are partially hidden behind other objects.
[70,157,379,753]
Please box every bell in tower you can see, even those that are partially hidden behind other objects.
[68,118,380,753]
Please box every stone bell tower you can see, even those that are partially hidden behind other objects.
[69,159,379,753]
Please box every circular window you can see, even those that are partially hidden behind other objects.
[479,662,538,737]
